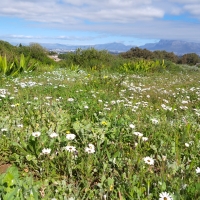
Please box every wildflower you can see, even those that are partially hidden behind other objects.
[143,156,154,165]
[151,118,159,124]
[17,124,23,128]
[1,128,8,132]
[49,132,59,138]
[196,167,200,174]
[159,191,173,200]
[109,184,114,191]
[85,143,95,154]
[101,121,108,126]
[88,143,95,150]
[63,146,77,152]
[142,137,148,142]
[84,105,89,109]
[129,124,135,129]
[85,147,95,153]
[45,96,52,100]
[66,133,76,140]
[42,148,51,155]
[32,131,41,137]
[185,143,190,147]
[68,98,74,102]
[133,131,143,137]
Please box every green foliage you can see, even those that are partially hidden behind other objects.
[119,59,166,73]
[0,166,39,199]
[178,53,200,65]
[58,48,113,69]
[0,54,38,76]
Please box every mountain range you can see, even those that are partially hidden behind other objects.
[40,40,200,55]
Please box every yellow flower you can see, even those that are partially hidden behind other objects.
[15,103,20,106]
[109,185,114,191]
[66,130,71,134]
[101,121,108,126]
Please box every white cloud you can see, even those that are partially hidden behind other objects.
[0,0,200,43]
[184,4,200,16]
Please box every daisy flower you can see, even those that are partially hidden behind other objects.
[133,131,143,137]
[49,132,59,138]
[1,128,8,132]
[151,118,159,124]
[142,137,148,141]
[63,145,77,152]
[143,156,154,165]
[32,131,41,137]
[66,133,76,140]
[129,124,135,129]
[68,98,74,102]
[42,148,51,155]
[85,143,95,154]
[85,147,95,154]
[159,191,173,200]
[196,167,200,174]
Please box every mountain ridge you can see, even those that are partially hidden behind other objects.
[12,40,200,55]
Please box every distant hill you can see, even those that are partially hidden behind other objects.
[40,42,134,53]
[139,40,200,55]
[9,39,200,55]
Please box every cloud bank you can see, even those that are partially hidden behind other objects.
[0,0,200,43]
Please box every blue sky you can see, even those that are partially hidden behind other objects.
[0,0,200,46]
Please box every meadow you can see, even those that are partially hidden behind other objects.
[0,46,200,199]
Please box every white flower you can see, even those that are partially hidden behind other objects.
[68,98,74,102]
[85,143,95,154]
[1,128,8,132]
[85,147,95,154]
[143,156,154,165]
[84,105,89,109]
[66,133,76,140]
[133,131,143,137]
[196,167,200,174]
[185,143,190,147]
[135,142,138,147]
[88,143,95,150]
[129,124,135,129]
[32,131,41,137]
[151,118,159,124]
[42,148,51,155]
[45,96,52,100]
[17,124,23,128]
[63,146,77,152]
[142,137,148,141]
[159,191,173,200]
[49,132,59,138]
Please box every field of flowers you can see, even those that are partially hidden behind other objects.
[0,67,200,199]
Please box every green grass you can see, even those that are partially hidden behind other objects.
[0,67,200,199]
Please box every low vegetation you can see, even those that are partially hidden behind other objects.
[0,40,200,199]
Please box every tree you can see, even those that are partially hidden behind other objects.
[180,53,200,65]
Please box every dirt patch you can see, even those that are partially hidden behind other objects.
[0,164,11,174]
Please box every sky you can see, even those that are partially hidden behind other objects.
[0,0,200,46]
